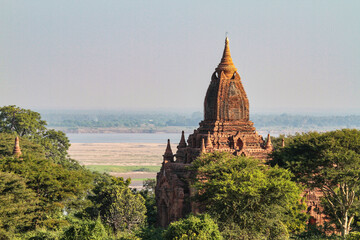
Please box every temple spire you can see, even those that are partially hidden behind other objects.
[178,131,187,148]
[13,136,22,157]
[216,37,237,74]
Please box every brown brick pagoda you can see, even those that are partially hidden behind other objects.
[155,37,273,227]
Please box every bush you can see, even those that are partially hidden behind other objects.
[61,217,109,240]
[163,214,222,240]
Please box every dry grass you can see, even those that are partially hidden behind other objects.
[68,143,176,188]
[68,142,176,166]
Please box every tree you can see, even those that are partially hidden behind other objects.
[0,105,47,137]
[0,154,94,229]
[139,179,157,226]
[61,217,109,240]
[163,214,222,240]
[0,172,40,234]
[0,133,44,158]
[86,175,146,234]
[191,152,306,240]
[270,129,360,237]
[41,129,70,164]
[0,105,74,166]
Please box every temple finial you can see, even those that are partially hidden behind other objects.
[13,136,22,157]
[178,131,187,148]
[216,37,237,74]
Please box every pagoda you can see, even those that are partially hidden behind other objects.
[155,37,273,227]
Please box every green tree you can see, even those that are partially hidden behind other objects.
[0,154,94,229]
[139,179,157,226]
[0,105,74,166]
[0,172,40,234]
[270,129,360,238]
[0,133,44,158]
[61,217,109,240]
[86,175,146,235]
[41,129,70,164]
[0,105,47,137]
[191,152,306,240]
[163,214,222,240]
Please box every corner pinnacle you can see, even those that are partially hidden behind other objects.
[164,139,173,156]
[178,131,187,148]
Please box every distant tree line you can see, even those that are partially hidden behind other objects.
[41,111,360,129]
[42,112,203,128]
[252,114,360,128]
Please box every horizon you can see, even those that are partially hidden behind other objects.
[36,107,360,117]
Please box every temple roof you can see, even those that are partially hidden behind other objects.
[204,37,249,122]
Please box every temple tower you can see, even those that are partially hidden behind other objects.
[156,38,273,227]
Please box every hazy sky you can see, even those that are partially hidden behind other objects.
[1,0,359,114]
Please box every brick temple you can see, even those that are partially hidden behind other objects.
[155,37,274,227]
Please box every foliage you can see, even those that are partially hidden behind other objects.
[191,152,306,240]
[0,132,44,158]
[0,106,106,238]
[0,172,40,234]
[346,231,360,240]
[22,228,61,240]
[139,179,157,226]
[86,175,146,234]
[0,106,80,169]
[136,226,164,240]
[270,129,360,237]
[0,154,94,229]
[163,214,222,240]
[40,129,70,164]
[0,105,47,137]
[61,217,109,240]
[107,187,146,233]
[143,179,156,192]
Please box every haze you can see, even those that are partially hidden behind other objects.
[1,0,359,114]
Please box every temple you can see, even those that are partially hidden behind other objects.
[155,38,273,227]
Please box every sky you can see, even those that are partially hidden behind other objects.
[1,0,359,114]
